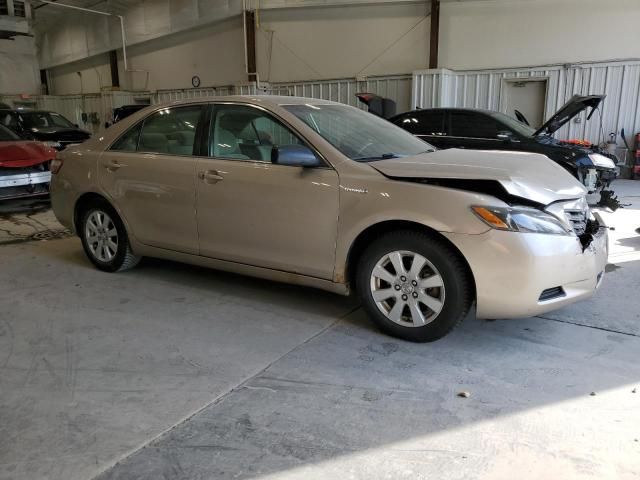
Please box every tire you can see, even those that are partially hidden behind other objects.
[79,199,141,273]
[356,230,472,342]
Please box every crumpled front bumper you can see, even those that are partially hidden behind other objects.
[443,219,608,319]
[0,170,51,200]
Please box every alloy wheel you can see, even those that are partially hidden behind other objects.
[369,250,446,327]
[85,210,119,262]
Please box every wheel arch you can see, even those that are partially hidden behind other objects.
[73,192,110,233]
[344,220,477,301]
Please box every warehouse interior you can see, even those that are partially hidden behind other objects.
[1,1,640,479]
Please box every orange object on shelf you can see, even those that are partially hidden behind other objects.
[564,139,593,147]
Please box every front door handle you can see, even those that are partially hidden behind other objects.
[198,170,224,184]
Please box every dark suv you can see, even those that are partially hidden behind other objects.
[388,96,618,206]
[0,108,91,151]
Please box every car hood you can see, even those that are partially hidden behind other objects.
[534,94,605,136]
[0,141,56,168]
[369,148,587,205]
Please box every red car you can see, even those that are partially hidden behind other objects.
[0,124,56,201]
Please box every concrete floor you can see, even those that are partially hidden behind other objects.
[1,181,639,480]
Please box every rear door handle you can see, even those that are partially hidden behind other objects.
[198,170,224,183]
[105,160,126,171]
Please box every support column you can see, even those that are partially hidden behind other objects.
[429,0,440,69]
[40,70,49,95]
[245,9,257,82]
[109,50,120,89]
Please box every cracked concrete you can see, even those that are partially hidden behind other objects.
[1,181,639,480]
[0,199,69,245]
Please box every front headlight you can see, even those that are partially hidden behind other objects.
[43,141,62,148]
[589,153,616,169]
[471,206,572,235]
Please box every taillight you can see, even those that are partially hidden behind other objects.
[50,158,64,174]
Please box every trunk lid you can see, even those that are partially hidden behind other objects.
[369,148,587,205]
[0,141,55,168]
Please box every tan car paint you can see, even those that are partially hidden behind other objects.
[51,96,604,317]
[194,157,339,279]
[98,150,200,254]
[55,97,495,290]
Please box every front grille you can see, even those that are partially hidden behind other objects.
[0,183,49,200]
[564,208,588,235]
[539,287,566,302]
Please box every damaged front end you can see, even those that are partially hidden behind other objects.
[399,177,605,251]
[578,214,607,251]
[573,153,619,209]
[0,164,51,201]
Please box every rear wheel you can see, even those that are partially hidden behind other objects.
[79,199,140,272]
[356,231,472,342]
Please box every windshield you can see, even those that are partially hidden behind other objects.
[21,112,75,129]
[0,124,19,141]
[489,112,537,137]
[283,104,434,161]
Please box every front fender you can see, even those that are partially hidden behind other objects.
[333,180,500,282]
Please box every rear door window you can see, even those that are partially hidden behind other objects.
[394,111,446,136]
[110,124,142,152]
[137,106,203,155]
[450,111,501,139]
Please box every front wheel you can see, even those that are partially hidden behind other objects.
[80,200,141,272]
[356,231,473,342]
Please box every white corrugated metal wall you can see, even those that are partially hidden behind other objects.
[412,61,640,148]
[1,74,412,135]
[266,75,412,112]
[148,75,412,111]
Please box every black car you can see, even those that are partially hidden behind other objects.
[387,96,619,207]
[111,104,149,124]
[0,109,91,151]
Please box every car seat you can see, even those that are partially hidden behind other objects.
[140,132,169,153]
[213,128,249,159]
[168,131,195,155]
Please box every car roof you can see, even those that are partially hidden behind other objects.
[156,95,346,109]
[398,107,498,115]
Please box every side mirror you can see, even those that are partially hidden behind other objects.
[497,130,514,141]
[74,123,79,128]
[271,145,321,167]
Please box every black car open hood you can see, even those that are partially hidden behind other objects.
[534,94,605,136]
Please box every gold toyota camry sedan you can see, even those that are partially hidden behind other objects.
[50,96,608,342]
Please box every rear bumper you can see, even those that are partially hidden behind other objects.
[0,171,51,200]
[443,223,608,319]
